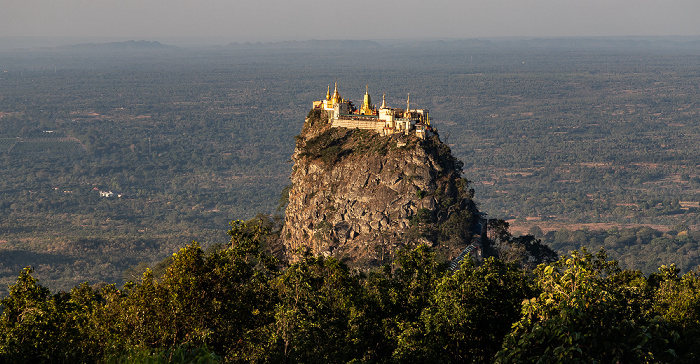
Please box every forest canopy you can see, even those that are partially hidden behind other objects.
[0,220,698,363]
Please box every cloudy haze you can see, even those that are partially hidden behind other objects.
[2,0,699,42]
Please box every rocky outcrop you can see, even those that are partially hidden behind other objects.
[281,109,480,267]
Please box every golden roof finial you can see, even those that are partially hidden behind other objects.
[380,93,386,109]
[330,82,342,106]
[326,85,331,100]
[360,84,373,115]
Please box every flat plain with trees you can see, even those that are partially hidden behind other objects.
[1,38,700,294]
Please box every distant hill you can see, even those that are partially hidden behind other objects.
[54,40,179,51]
[386,36,700,49]
[489,37,700,49]
[223,37,700,51]
[228,39,381,49]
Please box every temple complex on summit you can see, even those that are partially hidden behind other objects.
[312,83,433,139]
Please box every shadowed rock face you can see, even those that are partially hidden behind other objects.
[282,109,479,267]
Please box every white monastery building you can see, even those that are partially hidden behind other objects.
[312,84,434,139]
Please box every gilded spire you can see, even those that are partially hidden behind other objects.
[330,82,342,107]
[380,93,386,109]
[406,93,410,116]
[360,84,374,115]
[326,85,331,100]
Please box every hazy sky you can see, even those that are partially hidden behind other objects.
[2,0,699,41]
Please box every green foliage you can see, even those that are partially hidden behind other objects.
[438,209,473,245]
[5,240,700,362]
[394,258,532,363]
[487,219,558,269]
[277,183,292,211]
[652,266,700,362]
[496,249,679,363]
[266,251,361,363]
[358,244,448,362]
[297,123,404,168]
[298,127,351,167]
[85,220,280,361]
[415,188,425,199]
[456,178,475,200]
[0,268,101,363]
[409,208,434,227]
[541,225,700,274]
[106,344,220,364]
[392,245,447,321]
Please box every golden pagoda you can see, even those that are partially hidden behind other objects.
[359,85,374,115]
[329,82,342,108]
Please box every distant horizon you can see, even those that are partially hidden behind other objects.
[2,34,700,50]
[4,0,700,44]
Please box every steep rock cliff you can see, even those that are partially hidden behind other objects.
[282,109,480,266]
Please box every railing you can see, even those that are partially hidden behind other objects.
[448,217,487,271]
[449,242,481,271]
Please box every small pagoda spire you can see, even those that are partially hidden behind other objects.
[380,93,386,109]
[406,93,411,116]
[330,82,342,107]
[326,85,331,100]
[360,84,374,115]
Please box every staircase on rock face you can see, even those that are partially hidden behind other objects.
[449,243,481,271]
[449,216,487,271]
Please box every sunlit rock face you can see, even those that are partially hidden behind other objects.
[281,109,479,267]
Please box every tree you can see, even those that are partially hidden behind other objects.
[370,244,447,362]
[394,257,532,363]
[93,220,280,361]
[652,266,700,362]
[496,249,678,363]
[0,268,98,363]
[266,249,361,363]
[487,219,558,269]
